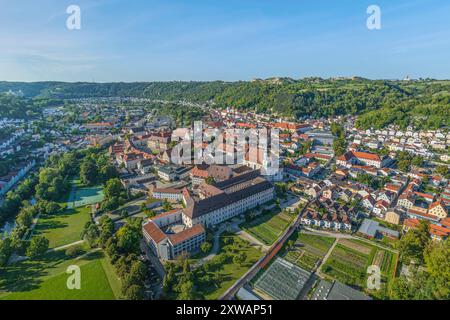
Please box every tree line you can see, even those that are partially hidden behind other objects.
[2,79,449,130]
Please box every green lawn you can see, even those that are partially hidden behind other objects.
[33,206,91,248]
[0,250,120,300]
[198,233,262,300]
[31,177,103,249]
[241,210,294,245]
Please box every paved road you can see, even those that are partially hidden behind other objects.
[48,240,86,252]
[302,227,398,253]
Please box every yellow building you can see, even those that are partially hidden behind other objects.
[428,201,448,219]
[385,209,402,225]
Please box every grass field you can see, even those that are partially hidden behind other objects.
[33,206,92,248]
[198,233,262,300]
[283,232,335,271]
[241,210,295,245]
[321,238,398,296]
[31,177,104,249]
[0,250,120,300]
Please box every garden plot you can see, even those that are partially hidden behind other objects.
[322,238,398,293]
[283,233,335,271]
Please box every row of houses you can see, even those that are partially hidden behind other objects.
[300,209,352,231]
[0,160,36,196]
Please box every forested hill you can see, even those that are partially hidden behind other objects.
[1,78,449,130]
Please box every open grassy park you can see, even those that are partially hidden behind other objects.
[33,206,92,249]
[283,232,336,271]
[0,176,121,300]
[0,249,121,300]
[321,238,398,297]
[241,210,295,245]
[32,178,104,249]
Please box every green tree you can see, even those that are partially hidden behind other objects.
[80,157,98,186]
[178,280,196,300]
[232,252,247,265]
[26,236,49,259]
[81,222,99,248]
[398,220,430,264]
[117,225,141,254]
[65,245,84,258]
[436,165,449,178]
[0,237,13,267]
[100,164,119,182]
[162,200,173,212]
[15,206,35,228]
[200,242,212,254]
[424,239,450,299]
[124,284,145,300]
[104,178,125,199]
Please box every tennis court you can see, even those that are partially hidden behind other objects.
[67,185,104,209]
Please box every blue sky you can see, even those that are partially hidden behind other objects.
[0,0,449,81]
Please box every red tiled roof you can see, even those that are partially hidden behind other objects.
[236,123,257,129]
[152,187,183,194]
[385,184,401,192]
[407,209,437,220]
[337,151,353,162]
[154,209,182,219]
[353,151,381,162]
[429,200,446,210]
[440,217,450,228]
[402,218,449,238]
[168,224,205,246]
[191,166,209,178]
[304,153,332,160]
[376,200,389,209]
[86,122,113,127]
[272,122,302,131]
[414,192,435,200]
[143,221,167,244]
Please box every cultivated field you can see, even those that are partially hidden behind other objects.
[283,233,335,271]
[241,210,295,245]
[321,238,398,295]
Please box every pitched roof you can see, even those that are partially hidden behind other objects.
[184,174,273,219]
[152,187,183,194]
[352,151,381,162]
[429,200,446,210]
[168,224,205,246]
[143,221,167,244]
